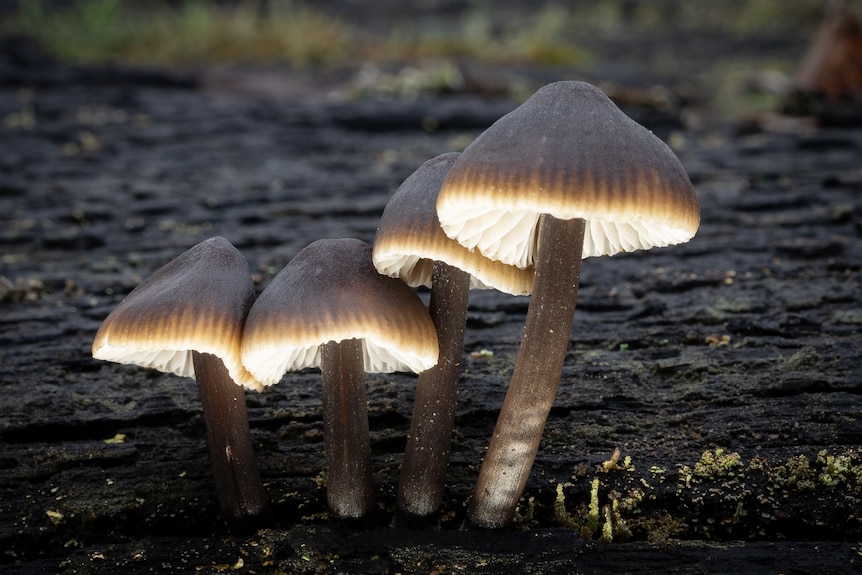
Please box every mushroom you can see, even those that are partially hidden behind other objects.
[92,236,272,532]
[373,152,534,519]
[240,238,438,519]
[436,81,700,528]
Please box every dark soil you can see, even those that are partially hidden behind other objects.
[1,5,861,574]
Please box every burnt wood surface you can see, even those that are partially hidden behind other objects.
[1,17,861,574]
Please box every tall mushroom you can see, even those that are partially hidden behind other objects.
[92,236,272,532]
[373,152,534,519]
[436,81,700,528]
[240,238,438,520]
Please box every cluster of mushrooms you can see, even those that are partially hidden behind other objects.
[92,81,700,532]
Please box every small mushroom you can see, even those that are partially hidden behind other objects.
[240,238,438,519]
[436,81,700,528]
[373,152,533,519]
[92,236,272,532]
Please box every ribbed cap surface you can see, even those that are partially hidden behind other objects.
[241,238,439,386]
[373,153,534,296]
[436,81,700,269]
[92,236,262,391]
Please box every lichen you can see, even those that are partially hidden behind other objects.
[693,448,743,480]
[769,454,816,492]
[512,495,537,530]
[556,448,861,543]
[601,447,635,473]
[553,483,578,529]
[604,492,632,542]
[558,477,636,542]
[586,477,601,537]
[816,450,862,491]
[635,513,688,542]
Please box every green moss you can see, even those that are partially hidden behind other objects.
[816,450,862,491]
[605,496,632,542]
[557,478,637,542]
[512,496,538,530]
[586,477,601,536]
[769,454,816,492]
[693,448,743,480]
[601,447,635,472]
[553,483,579,529]
[553,448,861,543]
[631,513,689,542]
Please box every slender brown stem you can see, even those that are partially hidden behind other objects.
[468,215,586,528]
[192,351,272,532]
[397,262,471,518]
[320,338,375,519]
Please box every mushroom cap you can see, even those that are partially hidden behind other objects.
[373,153,534,296]
[436,81,700,269]
[241,238,439,386]
[92,236,262,391]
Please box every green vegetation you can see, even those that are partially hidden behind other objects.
[378,4,590,67]
[570,0,823,34]
[548,448,862,542]
[6,0,591,68]
[9,0,354,67]
[8,0,824,69]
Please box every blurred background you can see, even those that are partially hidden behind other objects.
[2,0,860,128]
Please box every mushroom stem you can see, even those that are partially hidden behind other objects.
[192,351,272,532]
[468,214,585,528]
[397,261,471,518]
[320,338,375,519]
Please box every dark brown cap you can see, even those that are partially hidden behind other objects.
[92,236,261,391]
[373,153,534,296]
[241,238,438,386]
[437,81,700,268]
